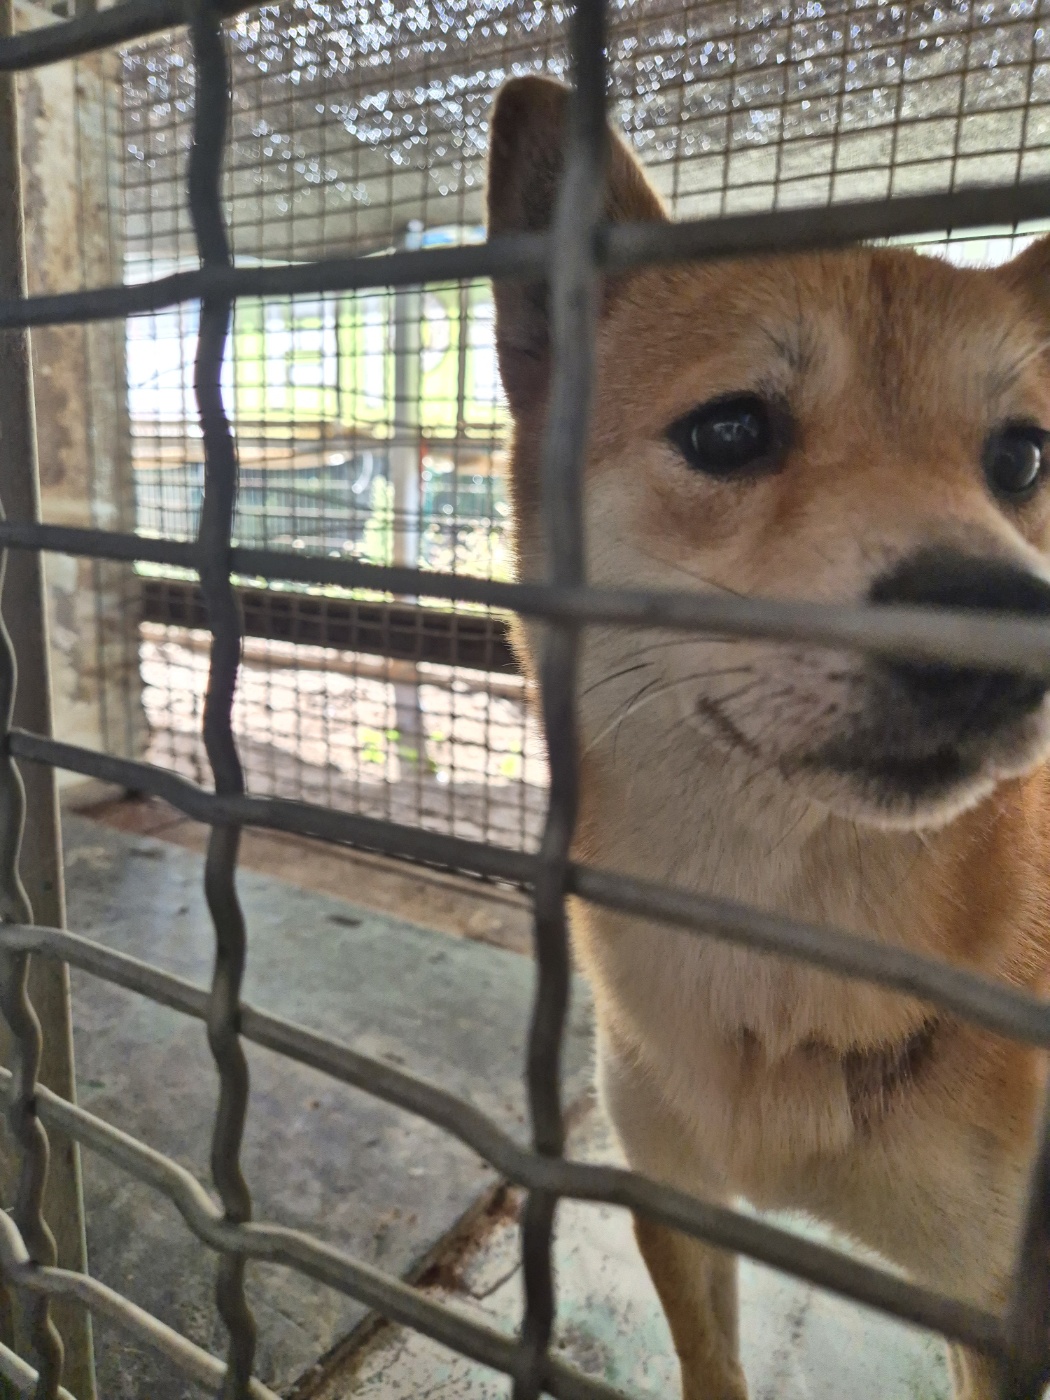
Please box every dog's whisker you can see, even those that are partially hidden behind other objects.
[590,672,671,762]
[765,804,813,856]
[586,666,758,757]
[580,661,655,698]
[610,672,674,765]
[613,540,750,598]
[624,635,748,657]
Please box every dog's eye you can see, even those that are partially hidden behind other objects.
[667,393,784,478]
[984,424,1047,502]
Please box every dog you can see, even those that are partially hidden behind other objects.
[487,75,1050,1399]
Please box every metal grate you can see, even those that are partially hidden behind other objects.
[121,7,541,854]
[0,0,1049,1397]
[114,0,1050,860]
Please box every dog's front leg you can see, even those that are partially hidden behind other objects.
[632,1214,747,1400]
[598,1032,748,1400]
[947,1345,1004,1400]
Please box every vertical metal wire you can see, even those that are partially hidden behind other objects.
[0,8,74,1390]
[0,609,62,1400]
[1002,1089,1050,1398]
[187,2,257,1393]
[515,2,607,1397]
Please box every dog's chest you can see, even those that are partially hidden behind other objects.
[587,920,938,1188]
[583,771,911,1031]
[577,775,934,1175]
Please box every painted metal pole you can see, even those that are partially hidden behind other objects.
[0,2,95,1391]
[390,220,425,768]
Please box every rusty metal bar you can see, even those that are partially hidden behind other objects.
[186,1,257,1392]
[0,1,94,1391]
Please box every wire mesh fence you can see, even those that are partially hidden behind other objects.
[121,9,540,851]
[112,0,1050,858]
[0,0,1049,1397]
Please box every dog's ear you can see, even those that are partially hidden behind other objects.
[1001,234,1050,321]
[487,75,666,417]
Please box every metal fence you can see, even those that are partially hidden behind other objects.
[1,0,1050,1397]
[121,5,543,855]
[115,0,1050,861]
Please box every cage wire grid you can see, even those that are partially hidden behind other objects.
[116,0,1050,865]
[123,4,544,857]
[2,0,1050,1397]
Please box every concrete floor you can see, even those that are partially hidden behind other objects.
[324,1110,950,1400]
[85,791,535,957]
[62,813,591,1397]
[62,806,952,1399]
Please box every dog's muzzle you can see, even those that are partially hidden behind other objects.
[868,547,1050,733]
[811,547,1050,808]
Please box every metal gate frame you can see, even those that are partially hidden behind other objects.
[0,0,1048,1396]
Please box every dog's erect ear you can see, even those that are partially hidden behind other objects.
[1002,234,1050,323]
[486,75,666,417]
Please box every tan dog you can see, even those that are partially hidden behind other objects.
[488,76,1050,1399]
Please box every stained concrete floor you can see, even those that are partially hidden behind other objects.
[328,1112,950,1400]
[62,808,952,1399]
[62,814,592,1397]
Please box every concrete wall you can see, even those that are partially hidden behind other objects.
[16,1,145,778]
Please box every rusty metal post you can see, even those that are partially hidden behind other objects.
[0,2,96,1393]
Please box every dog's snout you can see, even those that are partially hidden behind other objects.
[869,547,1050,616]
[868,548,1050,725]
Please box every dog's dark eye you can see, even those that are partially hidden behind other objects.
[984,424,1047,502]
[667,393,784,478]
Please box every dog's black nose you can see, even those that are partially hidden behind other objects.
[868,548,1050,727]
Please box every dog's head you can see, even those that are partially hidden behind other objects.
[488,76,1050,831]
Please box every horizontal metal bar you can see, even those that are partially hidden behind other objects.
[29,1270,274,1399]
[0,926,1005,1363]
[14,730,1050,1047]
[9,522,1050,676]
[568,866,1050,1050]
[1,180,1050,328]
[604,182,1050,270]
[0,0,251,72]
[9,730,537,884]
[0,522,196,569]
[0,1178,276,1396]
[0,235,551,329]
[0,1338,76,1400]
[141,578,519,674]
[0,918,554,1208]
